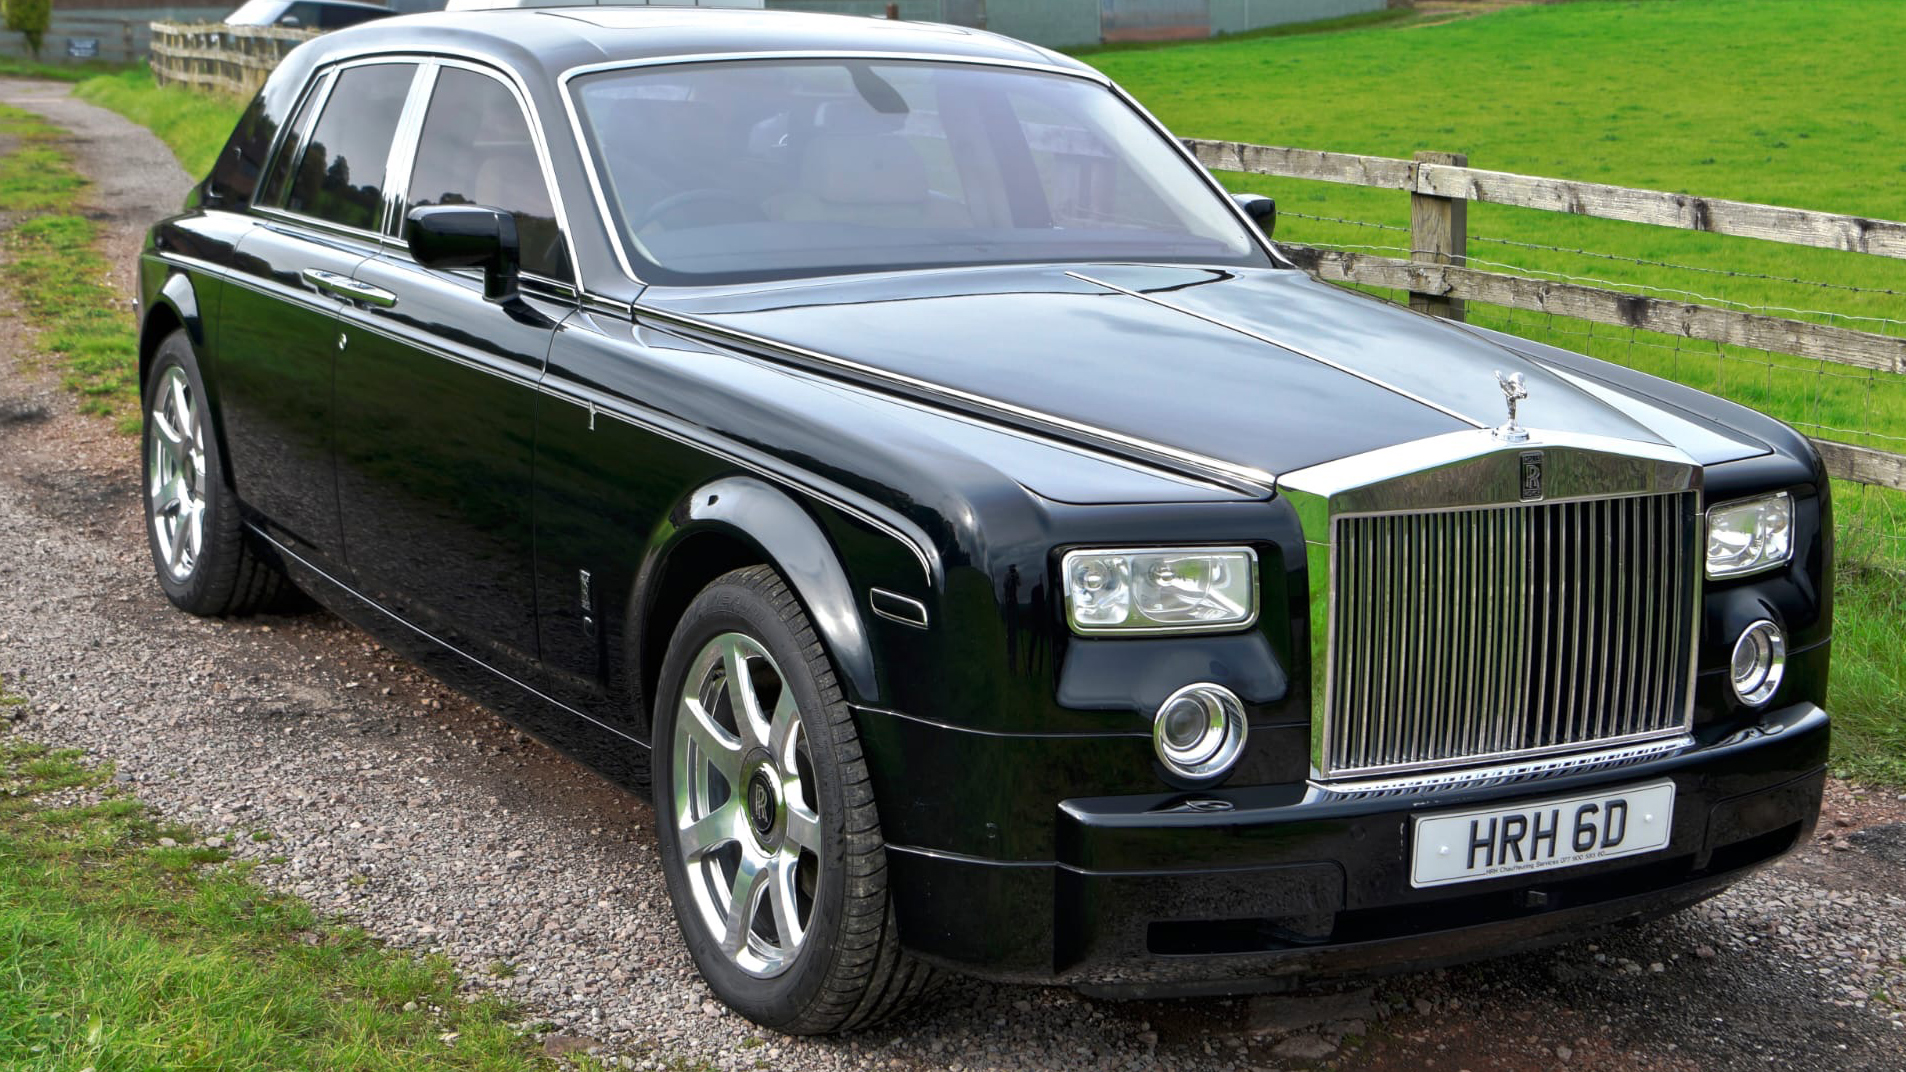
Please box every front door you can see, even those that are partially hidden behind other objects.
[331,62,573,664]
[216,62,416,571]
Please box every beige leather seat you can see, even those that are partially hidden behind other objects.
[766,133,971,230]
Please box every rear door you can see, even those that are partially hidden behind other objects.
[331,61,572,665]
[220,60,419,574]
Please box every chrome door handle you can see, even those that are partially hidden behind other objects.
[300,268,398,308]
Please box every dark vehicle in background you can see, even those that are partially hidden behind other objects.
[224,0,393,29]
[136,6,1831,1034]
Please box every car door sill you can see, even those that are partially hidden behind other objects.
[248,523,647,748]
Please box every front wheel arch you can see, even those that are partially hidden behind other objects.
[631,476,881,726]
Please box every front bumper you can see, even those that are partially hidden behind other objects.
[880,702,1827,995]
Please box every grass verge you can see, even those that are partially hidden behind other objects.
[0,57,131,83]
[0,104,139,429]
[73,67,247,179]
[0,710,590,1070]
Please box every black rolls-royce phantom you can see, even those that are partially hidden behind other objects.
[136,6,1830,1034]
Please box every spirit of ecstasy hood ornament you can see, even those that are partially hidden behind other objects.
[1494,370,1530,442]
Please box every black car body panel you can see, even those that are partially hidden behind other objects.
[138,6,1829,996]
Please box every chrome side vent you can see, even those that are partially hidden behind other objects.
[1323,492,1699,779]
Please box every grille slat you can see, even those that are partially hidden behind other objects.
[1325,492,1698,778]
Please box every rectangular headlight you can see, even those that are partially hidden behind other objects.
[1706,492,1793,578]
[1062,547,1257,634]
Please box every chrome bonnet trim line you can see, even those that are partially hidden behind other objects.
[1310,734,1695,799]
[635,306,1280,495]
[1066,271,1489,430]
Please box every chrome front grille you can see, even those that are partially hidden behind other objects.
[1323,492,1699,778]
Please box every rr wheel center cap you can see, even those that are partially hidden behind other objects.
[744,763,782,849]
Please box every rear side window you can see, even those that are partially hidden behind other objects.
[405,68,569,280]
[204,93,271,203]
[285,63,416,232]
[256,74,325,208]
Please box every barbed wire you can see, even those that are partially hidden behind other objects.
[1467,233,1906,299]
[1276,210,1410,232]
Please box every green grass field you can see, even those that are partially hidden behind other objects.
[1084,0,1906,784]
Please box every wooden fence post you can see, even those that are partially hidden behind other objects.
[1409,149,1467,321]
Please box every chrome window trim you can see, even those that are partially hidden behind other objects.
[379,60,438,237]
[554,50,1281,289]
[1281,429,1706,783]
[252,205,397,252]
[253,68,334,210]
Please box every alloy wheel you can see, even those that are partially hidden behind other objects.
[671,632,823,978]
[147,365,207,582]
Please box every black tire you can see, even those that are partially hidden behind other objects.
[652,565,932,1034]
[142,329,291,617]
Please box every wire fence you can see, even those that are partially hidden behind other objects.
[1253,190,1906,575]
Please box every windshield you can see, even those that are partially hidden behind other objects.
[570,60,1270,284]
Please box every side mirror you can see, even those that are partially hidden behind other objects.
[1233,193,1276,239]
[277,15,300,26]
[408,205,520,303]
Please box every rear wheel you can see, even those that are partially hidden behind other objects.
[142,329,290,616]
[652,565,931,1033]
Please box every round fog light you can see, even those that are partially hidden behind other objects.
[1729,620,1786,707]
[1153,683,1247,780]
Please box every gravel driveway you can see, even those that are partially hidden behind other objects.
[1,80,1902,1072]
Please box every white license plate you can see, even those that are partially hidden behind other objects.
[1410,780,1676,888]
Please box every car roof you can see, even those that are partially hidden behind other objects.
[300,6,1096,88]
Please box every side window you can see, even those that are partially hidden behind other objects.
[405,68,569,280]
[204,92,271,204]
[256,73,325,209]
[286,63,415,232]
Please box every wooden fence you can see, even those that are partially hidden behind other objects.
[1184,139,1906,493]
[149,21,316,97]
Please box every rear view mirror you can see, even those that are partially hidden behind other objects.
[408,205,520,303]
[1232,193,1276,238]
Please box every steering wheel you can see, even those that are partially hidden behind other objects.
[636,188,766,231]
